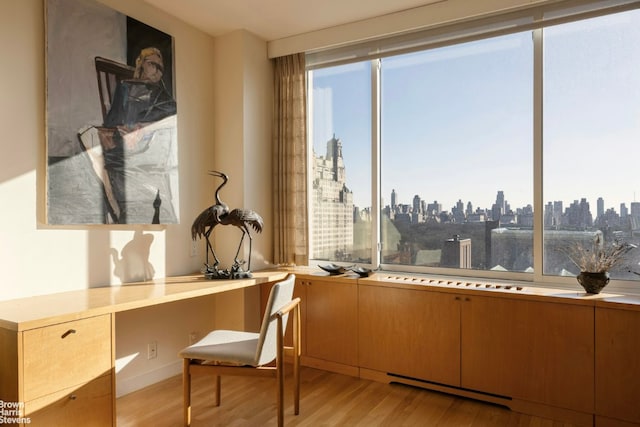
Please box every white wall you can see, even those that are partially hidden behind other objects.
[0,0,273,396]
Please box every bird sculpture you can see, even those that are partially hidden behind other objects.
[191,171,230,276]
[216,204,263,274]
[191,170,263,279]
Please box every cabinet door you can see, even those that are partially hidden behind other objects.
[595,307,640,424]
[358,285,461,386]
[305,279,358,366]
[462,295,594,413]
[460,295,518,396]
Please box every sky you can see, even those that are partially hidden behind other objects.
[311,9,640,215]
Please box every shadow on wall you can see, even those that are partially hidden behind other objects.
[111,230,155,282]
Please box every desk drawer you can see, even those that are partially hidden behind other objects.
[22,314,112,401]
[25,373,113,426]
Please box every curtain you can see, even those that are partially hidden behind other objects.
[272,53,308,266]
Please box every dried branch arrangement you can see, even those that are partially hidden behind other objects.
[562,236,635,273]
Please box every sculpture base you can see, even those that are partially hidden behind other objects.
[202,263,253,280]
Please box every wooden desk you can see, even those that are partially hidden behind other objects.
[0,271,287,426]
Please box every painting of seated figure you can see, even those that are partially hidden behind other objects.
[46,0,179,224]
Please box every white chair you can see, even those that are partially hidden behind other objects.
[179,274,301,426]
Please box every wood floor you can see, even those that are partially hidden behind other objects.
[117,367,578,426]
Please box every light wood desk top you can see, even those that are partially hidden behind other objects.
[0,270,288,331]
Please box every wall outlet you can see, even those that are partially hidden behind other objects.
[147,341,158,359]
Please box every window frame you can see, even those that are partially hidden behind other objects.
[306,0,640,295]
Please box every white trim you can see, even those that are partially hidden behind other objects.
[116,360,182,398]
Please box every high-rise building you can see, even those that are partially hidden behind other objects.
[412,195,422,223]
[391,189,397,210]
[621,203,628,218]
[441,235,472,268]
[597,197,604,219]
[496,190,505,213]
[312,135,354,260]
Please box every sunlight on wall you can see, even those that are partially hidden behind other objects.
[115,352,140,374]
[0,171,92,300]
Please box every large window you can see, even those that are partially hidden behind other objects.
[543,10,640,282]
[307,4,640,291]
[380,33,533,272]
[308,62,372,263]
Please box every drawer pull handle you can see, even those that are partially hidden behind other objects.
[61,329,77,339]
[69,394,77,400]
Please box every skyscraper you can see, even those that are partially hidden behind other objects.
[597,197,604,219]
[312,135,354,260]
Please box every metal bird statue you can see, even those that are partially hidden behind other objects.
[191,170,263,279]
[216,205,263,275]
[191,171,230,278]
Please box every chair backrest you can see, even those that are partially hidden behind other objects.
[254,274,296,366]
[94,56,135,123]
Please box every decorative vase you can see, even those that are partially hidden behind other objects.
[576,271,610,294]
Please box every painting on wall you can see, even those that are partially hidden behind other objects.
[46,0,179,224]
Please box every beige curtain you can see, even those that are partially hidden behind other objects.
[272,53,308,266]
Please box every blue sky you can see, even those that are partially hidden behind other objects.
[311,9,640,215]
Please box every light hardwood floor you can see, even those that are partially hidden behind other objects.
[117,367,578,426]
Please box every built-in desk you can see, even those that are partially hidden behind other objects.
[0,271,287,426]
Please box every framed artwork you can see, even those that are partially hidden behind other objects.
[45,0,179,224]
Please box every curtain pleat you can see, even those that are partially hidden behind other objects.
[272,53,308,266]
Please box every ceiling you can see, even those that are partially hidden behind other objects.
[143,0,444,41]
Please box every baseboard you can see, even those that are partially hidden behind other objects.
[302,356,359,377]
[116,360,182,398]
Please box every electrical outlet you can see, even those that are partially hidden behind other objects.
[147,341,157,359]
[189,332,198,344]
[190,240,198,257]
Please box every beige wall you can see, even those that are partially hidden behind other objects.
[0,0,273,395]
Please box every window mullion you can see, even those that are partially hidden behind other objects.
[371,59,381,269]
[533,27,544,282]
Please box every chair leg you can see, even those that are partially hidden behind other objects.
[277,317,285,427]
[215,375,221,406]
[183,359,191,427]
[293,304,301,415]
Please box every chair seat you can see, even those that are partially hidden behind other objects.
[179,330,261,366]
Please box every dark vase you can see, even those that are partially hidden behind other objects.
[576,271,610,294]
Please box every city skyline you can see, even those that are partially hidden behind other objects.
[380,188,635,219]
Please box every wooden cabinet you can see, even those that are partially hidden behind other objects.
[1,314,114,426]
[258,271,640,426]
[595,305,640,425]
[262,276,358,375]
[357,281,595,421]
[358,284,460,386]
[461,295,594,413]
